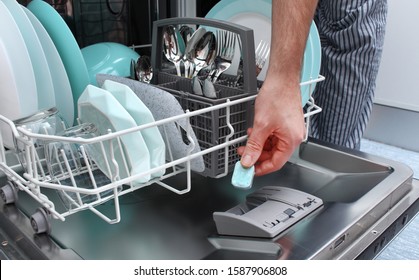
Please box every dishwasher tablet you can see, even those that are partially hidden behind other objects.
[231,161,255,189]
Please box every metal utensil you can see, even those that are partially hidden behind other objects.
[192,31,217,77]
[234,39,270,86]
[162,25,185,76]
[255,40,270,78]
[184,27,207,78]
[179,25,195,77]
[191,67,213,96]
[202,78,217,99]
[130,59,136,80]
[135,55,153,83]
[192,76,204,96]
[211,30,237,83]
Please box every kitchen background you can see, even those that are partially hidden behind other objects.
[16,0,219,55]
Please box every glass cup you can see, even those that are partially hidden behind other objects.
[44,123,118,210]
[13,107,67,172]
[45,123,98,179]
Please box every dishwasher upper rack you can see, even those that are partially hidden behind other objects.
[151,17,259,178]
[0,82,322,235]
[150,17,323,177]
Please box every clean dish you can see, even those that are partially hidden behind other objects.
[27,0,90,121]
[0,2,38,149]
[205,0,321,107]
[2,0,55,111]
[101,80,166,178]
[205,0,272,79]
[13,107,67,171]
[44,123,117,210]
[23,6,74,127]
[81,42,140,86]
[78,85,151,184]
[96,74,206,173]
[309,21,322,95]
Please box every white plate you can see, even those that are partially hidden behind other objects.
[206,0,272,80]
[23,6,74,127]
[2,0,55,111]
[78,85,151,184]
[28,0,90,122]
[96,74,206,173]
[101,80,166,178]
[206,0,320,106]
[0,2,38,149]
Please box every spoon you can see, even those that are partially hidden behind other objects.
[135,55,153,83]
[192,31,217,77]
[179,25,195,77]
[191,67,211,96]
[191,67,217,98]
[183,27,207,78]
[202,78,217,98]
[162,25,185,76]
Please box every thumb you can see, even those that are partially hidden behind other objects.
[240,127,269,168]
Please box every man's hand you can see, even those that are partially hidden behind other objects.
[238,79,305,176]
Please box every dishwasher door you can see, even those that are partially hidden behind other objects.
[0,140,417,260]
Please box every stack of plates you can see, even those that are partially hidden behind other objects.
[27,0,88,121]
[0,0,140,149]
[0,0,75,148]
[0,1,38,125]
[78,82,167,184]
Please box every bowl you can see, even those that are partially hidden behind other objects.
[81,42,140,85]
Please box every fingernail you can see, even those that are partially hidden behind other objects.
[241,154,253,167]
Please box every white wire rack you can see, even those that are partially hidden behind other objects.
[0,75,324,234]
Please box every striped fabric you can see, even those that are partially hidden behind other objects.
[309,0,388,149]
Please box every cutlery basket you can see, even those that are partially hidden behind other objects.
[151,17,259,177]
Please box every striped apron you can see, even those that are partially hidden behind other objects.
[309,0,388,149]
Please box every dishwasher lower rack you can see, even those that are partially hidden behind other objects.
[0,83,322,235]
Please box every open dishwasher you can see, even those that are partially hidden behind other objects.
[0,18,418,260]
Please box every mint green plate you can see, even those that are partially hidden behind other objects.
[27,0,90,120]
[23,6,74,127]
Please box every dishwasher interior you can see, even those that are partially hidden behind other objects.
[1,0,418,260]
[1,138,417,260]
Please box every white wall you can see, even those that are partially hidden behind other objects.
[374,0,419,112]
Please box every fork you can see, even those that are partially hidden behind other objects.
[234,39,270,87]
[210,30,237,83]
[255,40,270,77]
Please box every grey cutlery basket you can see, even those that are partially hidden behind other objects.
[151,17,259,178]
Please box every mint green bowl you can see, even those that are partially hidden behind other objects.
[81,42,140,85]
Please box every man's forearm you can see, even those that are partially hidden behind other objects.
[266,0,318,84]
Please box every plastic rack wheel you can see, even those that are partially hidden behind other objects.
[0,182,18,204]
[30,207,52,235]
